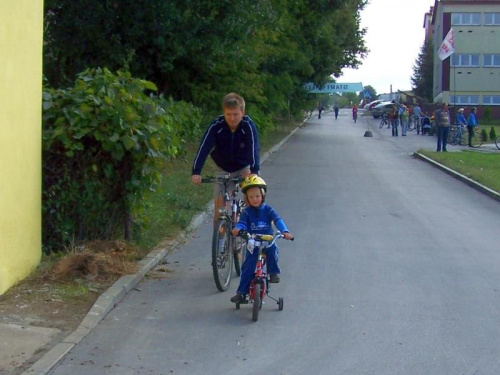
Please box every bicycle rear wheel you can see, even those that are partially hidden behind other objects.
[212,219,233,291]
[470,130,483,148]
[252,283,262,322]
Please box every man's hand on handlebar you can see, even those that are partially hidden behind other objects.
[191,174,202,184]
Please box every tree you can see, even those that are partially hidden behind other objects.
[411,39,434,103]
[357,85,377,103]
[43,0,368,119]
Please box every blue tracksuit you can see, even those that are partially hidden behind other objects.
[192,115,260,175]
[234,203,289,295]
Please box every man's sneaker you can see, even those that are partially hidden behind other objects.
[230,294,246,304]
[269,274,280,283]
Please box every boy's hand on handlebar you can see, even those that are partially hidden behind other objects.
[191,175,202,184]
[231,228,240,236]
[283,232,294,240]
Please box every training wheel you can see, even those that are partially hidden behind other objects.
[236,303,240,310]
[278,297,284,311]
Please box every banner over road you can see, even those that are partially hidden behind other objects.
[305,82,363,93]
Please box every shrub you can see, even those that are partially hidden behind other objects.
[490,126,497,141]
[42,68,202,252]
[481,128,489,142]
[483,107,492,122]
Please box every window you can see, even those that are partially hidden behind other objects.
[483,96,500,105]
[484,54,500,67]
[484,13,500,25]
[450,96,479,105]
[451,13,480,25]
[451,54,480,67]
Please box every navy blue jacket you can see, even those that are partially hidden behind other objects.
[192,115,260,175]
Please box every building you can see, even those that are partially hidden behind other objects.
[0,3,43,294]
[431,0,500,117]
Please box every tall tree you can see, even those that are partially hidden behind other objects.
[43,0,368,119]
[411,39,434,103]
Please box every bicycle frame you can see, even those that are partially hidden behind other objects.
[236,232,287,321]
[201,175,245,291]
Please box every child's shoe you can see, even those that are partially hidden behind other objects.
[269,274,280,283]
[230,294,246,303]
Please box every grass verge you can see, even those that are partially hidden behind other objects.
[419,149,500,192]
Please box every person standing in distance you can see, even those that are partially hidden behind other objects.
[191,93,260,222]
[467,107,479,147]
[435,102,451,152]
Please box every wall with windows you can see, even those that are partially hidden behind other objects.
[0,2,43,294]
[432,1,500,114]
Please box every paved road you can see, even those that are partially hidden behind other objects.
[49,109,500,375]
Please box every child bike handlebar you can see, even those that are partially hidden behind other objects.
[237,230,295,246]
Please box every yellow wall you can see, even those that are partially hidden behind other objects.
[0,1,43,294]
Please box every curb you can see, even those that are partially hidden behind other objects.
[21,118,307,375]
[413,152,500,202]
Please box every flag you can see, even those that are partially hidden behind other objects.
[438,28,455,61]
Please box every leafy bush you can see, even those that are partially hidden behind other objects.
[42,68,202,252]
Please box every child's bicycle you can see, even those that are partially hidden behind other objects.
[202,175,246,292]
[234,231,294,322]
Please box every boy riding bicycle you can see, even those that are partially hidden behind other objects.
[230,176,293,304]
[191,93,260,222]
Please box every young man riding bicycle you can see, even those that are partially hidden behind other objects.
[191,93,260,222]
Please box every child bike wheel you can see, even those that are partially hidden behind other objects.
[278,297,284,311]
[252,283,262,322]
[212,219,233,292]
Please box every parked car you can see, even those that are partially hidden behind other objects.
[371,102,397,119]
[365,99,385,111]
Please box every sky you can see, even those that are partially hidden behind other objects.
[340,0,435,96]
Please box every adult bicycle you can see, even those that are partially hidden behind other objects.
[234,231,294,322]
[379,113,390,129]
[447,124,466,146]
[464,127,484,148]
[202,175,246,291]
[353,111,357,123]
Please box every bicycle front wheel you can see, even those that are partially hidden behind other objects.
[212,219,233,292]
[233,236,246,276]
[252,283,262,322]
[496,136,500,150]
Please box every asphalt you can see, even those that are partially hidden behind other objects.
[1,111,498,375]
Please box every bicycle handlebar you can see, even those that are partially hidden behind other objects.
[201,175,244,184]
[238,230,294,246]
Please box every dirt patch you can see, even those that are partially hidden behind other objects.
[0,240,139,374]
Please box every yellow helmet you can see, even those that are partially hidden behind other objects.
[240,176,267,194]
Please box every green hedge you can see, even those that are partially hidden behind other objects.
[42,68,202,252]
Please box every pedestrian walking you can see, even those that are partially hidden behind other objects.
[334,104,339,119]
[317,102,324,119]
